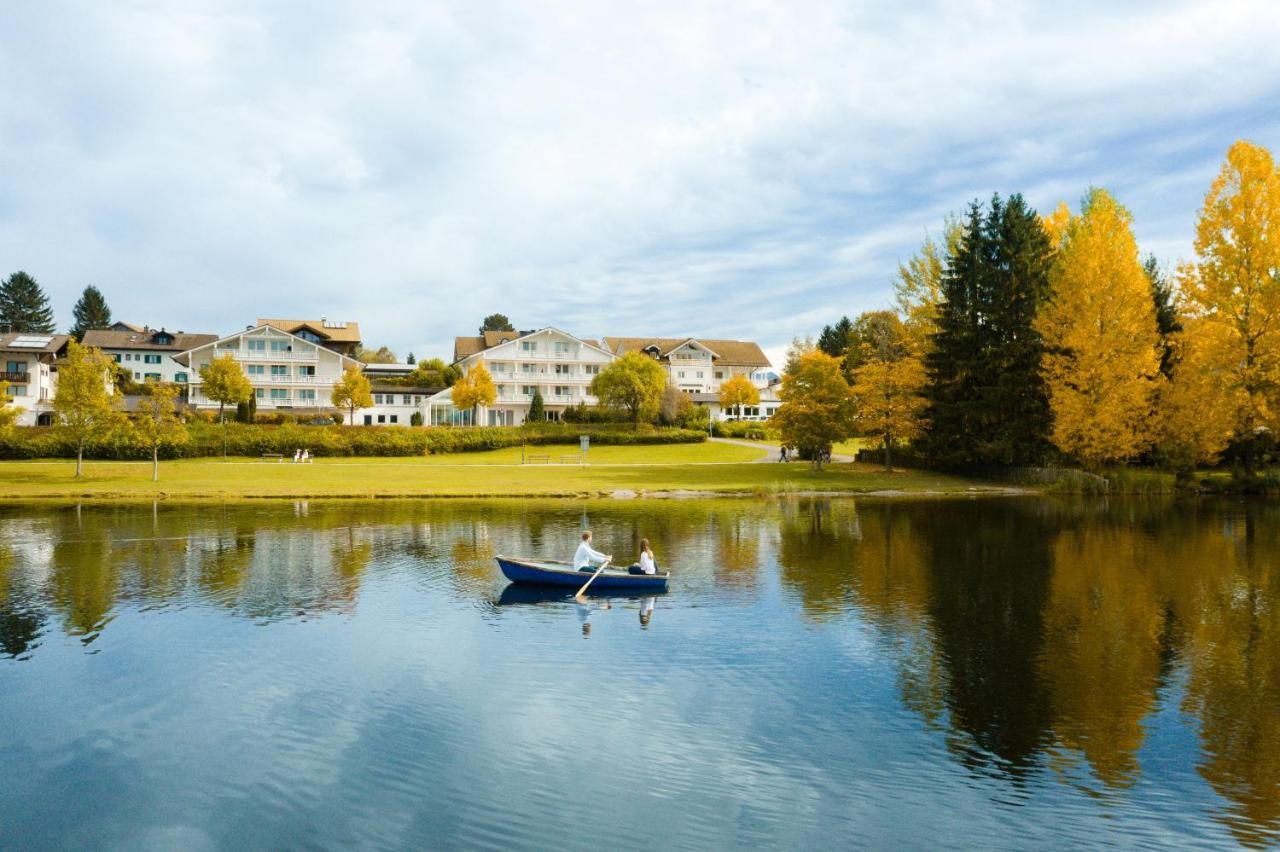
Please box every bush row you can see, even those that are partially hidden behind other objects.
[0,422,706,460]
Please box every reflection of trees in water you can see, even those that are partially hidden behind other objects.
[0,540,44,658]
[777,499,863,620]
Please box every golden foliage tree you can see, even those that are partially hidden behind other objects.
[1182,140,1280,459]
[0,379,20,436]
[892,218,962,352]
[450,363,497,426]
[53,340,125,478]
[718,374,759,419]
[198,353,252,423]
[851,354,928,471]
[1037,189,1162,468]
[331,366,373,426]
[1155,315,1238,473]
[132,383,188,482]
[772,350,855,468]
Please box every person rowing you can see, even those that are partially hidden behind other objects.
[574,530,612,572]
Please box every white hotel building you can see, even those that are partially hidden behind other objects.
[175,323,361,414]
[601,336,780,420]
[1,333,70,426]
[429,327,615,425]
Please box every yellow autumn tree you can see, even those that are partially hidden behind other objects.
[450,363,496,427]
[1037,189,1162,468]
[0,379,20,436]
[1155,311,1238,474]
[772,350,855,468]
[851,354,928,471]
[892,218,962,352]
[718,373,759,420]
[1181,140,1280,461]
[331,366,373,426]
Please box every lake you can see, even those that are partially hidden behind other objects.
[1,497,1277,849]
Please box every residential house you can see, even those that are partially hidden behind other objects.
[83,327,218,385]
[0,333,70,426]
[175,324,361,414]
[436,327,616,425]
[601,336,780,420]
[257,318,362,357]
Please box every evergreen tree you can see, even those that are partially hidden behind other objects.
[817,316,853,358]
[479,314,515,334]
[1144,254,1181,379]
[0,271,56,334]
[69,285,112,341]
[528,389,545,422]
[406,352,416,365]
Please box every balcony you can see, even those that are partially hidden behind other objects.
[1,370,31,383]
[217,348,319,362]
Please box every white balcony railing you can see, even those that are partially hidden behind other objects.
[216,348,319,362]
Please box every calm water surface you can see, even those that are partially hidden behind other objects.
[1,497,1278,849]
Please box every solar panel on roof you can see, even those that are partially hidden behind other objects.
[10,335,53,348]
[322,320,347,329]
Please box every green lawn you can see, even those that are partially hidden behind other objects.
[0,441,1017,500]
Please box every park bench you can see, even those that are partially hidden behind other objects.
[261,453,284,462]
[560,454,583,465]
[525,454,550,464]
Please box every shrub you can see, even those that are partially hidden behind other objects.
[712,419,774,440]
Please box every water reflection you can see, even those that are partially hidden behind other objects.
[1,497,1278,846]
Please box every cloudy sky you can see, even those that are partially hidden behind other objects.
[3,1,1279,366]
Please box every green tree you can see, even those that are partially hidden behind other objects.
[199,354,252,424]
[132,383,188,482]
[356,345,397,364]
[69,285,112,341]
[53,340,124,477]
[479,313,515,334]
[527,388,545,422]
[331,367,373,425]
[406,352,416,365]
[0,271,55,334]
[924,195,1053,466]
[817,316,854,358]
[589,351,666,428]
[1145,255,1182,380]
[772,350,855,468]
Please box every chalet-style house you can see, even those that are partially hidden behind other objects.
[257,318,362,357]
[1,333,70,426]
[83,327,218,385]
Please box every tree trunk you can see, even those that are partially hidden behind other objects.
[152,446,159,482]
[884,431,893,472]
[76,444,83,478]
[349,404,354,426]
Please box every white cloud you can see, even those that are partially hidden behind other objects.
[1,0,1278,362]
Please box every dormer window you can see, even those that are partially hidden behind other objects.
[298,330,323,343]
[153,333,172,346]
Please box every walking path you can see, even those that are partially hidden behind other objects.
[709,437,855,464]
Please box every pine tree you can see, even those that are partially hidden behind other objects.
[1144,255,1181,379]
[0,271,56,334]
[69,285,112,341]
[528,389,545,422]
[817,316,854,358]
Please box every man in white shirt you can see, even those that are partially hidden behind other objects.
[573,530,611,571]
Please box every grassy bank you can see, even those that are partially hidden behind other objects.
[0,443,1018,500]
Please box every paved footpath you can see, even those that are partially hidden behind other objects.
[709,437,855,464]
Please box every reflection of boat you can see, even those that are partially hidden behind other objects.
[494,555,670,591]
[497,583,665,606]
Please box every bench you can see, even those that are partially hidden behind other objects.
[261,453,284,462]
[525,454,550,464]
[560,454,583,465]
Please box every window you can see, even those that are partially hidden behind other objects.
[678,371,685,378]
[402,395,412,405]
[144,373,161,382]
[247,339,266,352]
[377,415,386,424]
[696,371,703,379]
[144,354,163,364]
[270,388,288,401]
[298,389,315,402]
[554,363,572,375]
[112,354,121,363]
[123,353,132,361]
[270,365,289,378]
[584,364,600,375]
[521,363,536,374]
[5,384,24,397]
[521,341,537,352]
[270,340,291,353]
[554,385,570,397]
[5,361,25,375]
[217,340,238,350]
[389,415,398,424]
[491,362,508,373]
[298,330,322,343]
[373,394,384,404]
[255,388,265,399]
[522,385,536,396]
[364,415,373,425]
[134,372,141,380]
[247,364,265,376]
[175,373,188,383]
[298,365,315,377]
[554,341,571,355]
[154,334,171,345]
[715,371,724,379]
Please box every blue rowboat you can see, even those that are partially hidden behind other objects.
[494,555,670,591]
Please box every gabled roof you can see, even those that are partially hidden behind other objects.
[601,337,770,368]
[0,333,69,355]
[453,327,613,364]
[258,318,362,343]
[83,329,218,352]
[172,324,361,368]
[110,321,147,333]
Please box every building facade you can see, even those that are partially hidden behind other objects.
[437,327,616,425]
[257,318,362,357]
[601,336,779,420]
[1,333,70,426]
[83,327,217,385]
[176,324,360,414]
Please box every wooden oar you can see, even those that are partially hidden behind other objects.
[575,557,610,602]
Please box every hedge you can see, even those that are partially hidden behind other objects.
[0,422,707,460]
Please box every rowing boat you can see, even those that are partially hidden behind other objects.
[494,555,670,590]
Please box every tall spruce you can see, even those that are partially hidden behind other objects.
[0,271,56,334]
[70,285,113,341]
[1143,254,1181,379]
[817,316,854,358]
[924,195,1053,466]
